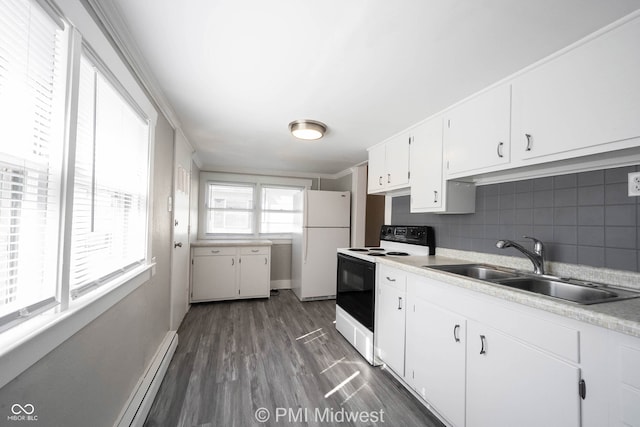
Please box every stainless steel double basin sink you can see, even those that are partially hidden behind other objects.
[425,264,640,305]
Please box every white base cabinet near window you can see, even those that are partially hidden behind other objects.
[191,245,271,302]
[375,264,407,376]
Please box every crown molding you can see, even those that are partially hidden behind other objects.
[81,0,183,133]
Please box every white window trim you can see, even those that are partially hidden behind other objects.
[198,172,311,240]
[0,0,158,389]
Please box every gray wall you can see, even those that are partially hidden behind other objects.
[270,243,292,283]
[392,165,640,272]
[0,115,175,426]
[320,173,352,191]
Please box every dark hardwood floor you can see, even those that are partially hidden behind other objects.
[144,290,444,427]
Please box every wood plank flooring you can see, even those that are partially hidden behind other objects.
[144,290,445,427]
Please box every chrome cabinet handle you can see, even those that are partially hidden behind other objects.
[387,173,391,184]
[453,324,460,342]
[525,133,532,151]
[231,258,234,265]
[480,335,487,354]
[211,249,220,254]
[264,257,267,265]
[174,242,182,248]
[397,297,402,310]
[497,141,504,158]
[433,190,438,203]
[251,249,259,253]
[379,176,382,186]
[386,276,396,282]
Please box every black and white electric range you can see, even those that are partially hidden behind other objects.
[335,225,435,364]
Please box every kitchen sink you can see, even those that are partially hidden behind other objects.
[427,264,522,281]
[493,277,640,304]
[425,264,640,305]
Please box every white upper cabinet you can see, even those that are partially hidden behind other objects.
[368,132,411,194]
[443,84,512,177]
[511,15,640,165]
[410,117,476,213]
[410,118,443,210]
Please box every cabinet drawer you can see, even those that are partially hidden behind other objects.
[192,246,236,256]
[378,264,407,292]
[239,246,270,255]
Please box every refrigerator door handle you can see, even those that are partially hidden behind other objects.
[303,230,309,264]
[303,191,308,228]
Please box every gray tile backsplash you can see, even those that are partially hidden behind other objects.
[391,165,640,272]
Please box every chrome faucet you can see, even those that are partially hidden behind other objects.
[496,236,546,275]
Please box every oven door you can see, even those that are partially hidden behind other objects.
[336,253,375,332]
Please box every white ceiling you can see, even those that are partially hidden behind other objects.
[108,0,640,176]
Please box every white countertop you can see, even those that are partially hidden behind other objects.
[376,253,640,338]
[191,239,272,247]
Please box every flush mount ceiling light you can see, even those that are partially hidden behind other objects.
[289,119,327,140]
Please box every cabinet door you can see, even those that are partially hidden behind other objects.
[367,144,386,193]
[410,118,444,211]
[239,254,270,298]
[406,298,466,427]
[512,16,640,163]
[466,321,581,427]
[444,84,511,176]
[385,132,411,189]
[376,281,406,376]
[192,255,237,301]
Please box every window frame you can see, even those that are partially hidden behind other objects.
[198,172,311,240]
[258,185,304,236]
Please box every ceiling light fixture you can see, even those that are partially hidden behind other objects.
[289,119,327,140]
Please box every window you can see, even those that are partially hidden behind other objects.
[69,55,149,297]
[202,177,306,237]
[260,186,302,234]
[0,0,65,326]
[0,1,153,331]
[205,183,254,234]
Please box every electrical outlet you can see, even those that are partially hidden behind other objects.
[629,172,640,197]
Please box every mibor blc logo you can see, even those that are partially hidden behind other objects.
[7,403,38,422]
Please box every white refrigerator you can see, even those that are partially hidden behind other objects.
[291,190,350,301]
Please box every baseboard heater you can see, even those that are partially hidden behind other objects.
[115,331,178,427]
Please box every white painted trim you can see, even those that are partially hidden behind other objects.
[116,331,178,427]
[470,147,640,186]
[0,264,153,389]
[351,165,367,247]
[270,280,291,290]
[384,195,393,225]
[200,164,342,179]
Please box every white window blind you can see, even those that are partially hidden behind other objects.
[260,186,302,234]
[205,183,254,234]
[0,0,63,326]
[69,55,149,298]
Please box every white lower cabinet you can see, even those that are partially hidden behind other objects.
[466,321,581,427]
[609,331,640,427]
[375,264,407,376]
[405,290,466,427]
[382,266,592,427]
[191,245,271,302]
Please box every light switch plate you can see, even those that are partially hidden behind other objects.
[628,172,640,197]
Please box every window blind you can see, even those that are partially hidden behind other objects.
[69,55,149,298]
[0,0,63,326]
[260,186,302,234]
[205,183,254,234]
